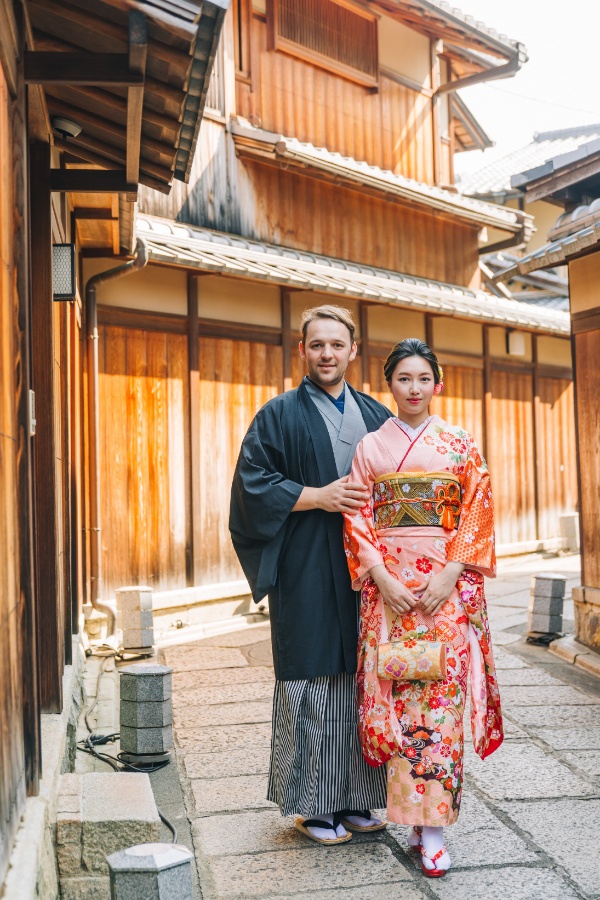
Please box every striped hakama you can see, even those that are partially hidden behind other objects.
[267,673,387,817]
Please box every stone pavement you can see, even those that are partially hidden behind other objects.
[161,552,600,900]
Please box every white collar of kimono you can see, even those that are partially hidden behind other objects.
[393,415,434,441]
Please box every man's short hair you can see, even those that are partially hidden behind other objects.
[300,305,356,344]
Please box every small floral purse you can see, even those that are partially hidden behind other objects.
[377,605,447,682]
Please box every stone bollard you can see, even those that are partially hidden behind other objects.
[120,664,173,756]
[527,573,566,644]
[116,586,154,651]
[107,842,193,900]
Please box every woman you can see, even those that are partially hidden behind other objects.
[343,338,503,877]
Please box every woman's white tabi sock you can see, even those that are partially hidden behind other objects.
[421,826,451,871]
[306,813,348,841]
[407,826,422,849]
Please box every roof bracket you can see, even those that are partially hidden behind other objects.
[126,11,148,188]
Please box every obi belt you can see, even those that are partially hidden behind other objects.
[372,472,461,531]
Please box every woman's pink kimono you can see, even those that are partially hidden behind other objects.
[343,415,503,826]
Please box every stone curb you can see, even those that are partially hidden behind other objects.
[549,634,600,677]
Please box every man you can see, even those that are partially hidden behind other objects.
[230,305,393,844]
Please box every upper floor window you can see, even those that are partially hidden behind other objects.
[267,0,378,87]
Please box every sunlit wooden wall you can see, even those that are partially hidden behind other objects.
[96,288,577,596]
[237,15,435,182]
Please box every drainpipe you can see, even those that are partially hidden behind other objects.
[86,237,148,634]
[435,42,527,96]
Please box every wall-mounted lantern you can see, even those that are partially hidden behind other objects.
[52,243,76,300]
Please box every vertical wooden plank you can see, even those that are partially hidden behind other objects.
[482,326,491,460]
[9,55,40,794]
[187,274,201,585]
[281,287,292,392]
[360,301,370,392]
[61,302,73,663]
[30,141,64,712]
[531,335,541,540]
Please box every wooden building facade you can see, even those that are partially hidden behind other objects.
[497,139,600,652]
[83,0,575,605]
[0,0,227,890]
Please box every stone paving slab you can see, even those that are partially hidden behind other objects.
[388,793,537,868]
[496,668,564,687]
[499,798,600,896]
[498,685,597,706]
[176,722,273,752]
[184,749,271,780]
[508,703,600,729]
[563,750,600,776]
[198,845,414,899]
[492,632,522,646]
[174,701,272,728]
[464,742,599,800]
[534,726,600,751]
[426,866,582,900]
[173,666,274,692]
[254,888,428,900]
[193,811,314,856]
[162,646,249,671]
[173,681,275,707]
[191,774,278,815]
[195,627,272,648]
[492,649,530,669]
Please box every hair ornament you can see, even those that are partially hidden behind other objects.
[433,364,444,395]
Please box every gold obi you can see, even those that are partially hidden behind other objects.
[372,472,461,531]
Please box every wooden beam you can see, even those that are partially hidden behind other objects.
[73,207,118,221]
[187,274,201,586]
[29,142,65,713]
[52,136,173,188]
[13,60,41,792]
[49,169,137,196]
[24,51,144,85]
[126,11,147,186]
[359,301,370,392]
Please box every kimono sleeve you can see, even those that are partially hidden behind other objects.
[446,435,496,578]
[229,404,304,545]
[343,438,387,590]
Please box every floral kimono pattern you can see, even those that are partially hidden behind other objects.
[343,416,503,827]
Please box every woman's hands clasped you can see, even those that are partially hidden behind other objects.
[369,560,465,618]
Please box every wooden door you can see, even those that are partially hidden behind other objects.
[535,377,577,540]
[98,326,190,596]
[197,336,282,584]
[487,369,536,546]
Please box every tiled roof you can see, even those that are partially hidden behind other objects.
[231,118,530,234]
[387,1,522,57]
[459,124,600,197]
[136,214,569,335]
[493,201,600,281]
[481,252,569,312]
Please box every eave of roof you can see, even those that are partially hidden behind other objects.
[230,118,530,235]
[136,214,569,335]
[373,1,523,62]
[494,219,600,282]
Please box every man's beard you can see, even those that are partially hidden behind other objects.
[307,361,345,387]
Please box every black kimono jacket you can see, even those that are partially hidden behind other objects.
[229,380,393,681]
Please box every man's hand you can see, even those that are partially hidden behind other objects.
[293,475,369,513]
[418,561,464,615]
[369,565,419,615]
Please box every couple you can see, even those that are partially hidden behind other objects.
[230,305,503,878]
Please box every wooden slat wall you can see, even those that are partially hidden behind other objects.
[198,337,282,584]
[574,331,600,588]
[536,378,577,541]
[487,370,536,546]
[239,15,435,182]
[0,65,26,883]
[98,326,189,596]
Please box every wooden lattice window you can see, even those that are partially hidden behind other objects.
[268,0,379,87]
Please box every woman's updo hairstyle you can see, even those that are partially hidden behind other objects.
[383,338,443,386]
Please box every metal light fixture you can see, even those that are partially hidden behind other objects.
[52,243,76,300]
[50,115,82,140]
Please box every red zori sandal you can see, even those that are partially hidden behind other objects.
[421,845,450,877]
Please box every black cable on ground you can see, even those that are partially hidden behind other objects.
[76,646,178,841]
